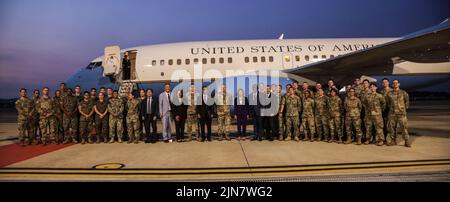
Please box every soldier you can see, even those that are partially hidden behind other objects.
[108,90,124,143]
[314,89,330,141]
[353,78,364,97]
[30,89,40,144]
[301,90,315,141]
[292,81,302,98]
[15,88,33,146]
[126,92,141,144]
[61,88,79,143]
[53,90,63,144]
[328,89,343,143]
[78,91,94,144]
[360,79,371,142]
[313,83,323,98]
[215,84,232,141]
[186,84,200,141]
[365,83,386,146]
[386,79,411,147]
[379,78,392,139]
[59,82,67,99]
[74,85,83,101]
[106,87,114,102]
[277,84,289,141]
[94,92,109,143]
[325,79,336,96]
[344,88,363,145]
[284,87,302,141]
[36,87,56,145]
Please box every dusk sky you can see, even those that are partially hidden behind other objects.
[0,0,449,98]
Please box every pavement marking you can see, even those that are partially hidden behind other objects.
[1,159,449,180]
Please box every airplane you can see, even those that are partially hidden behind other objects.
[66,19,450,96]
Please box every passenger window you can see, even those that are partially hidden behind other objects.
[321,55,326,59]
[330,55,335,58]
[177,59,182,65]
[261,56,266,63]
[185,59,190,65]
[152,60,157,66]
[194,58,199,64]
[211,58,215,64]
[313,55,318,59]
[269,56,274,62]
[168,59,173,65]
[284,55,290,62]
[202,58,207,64]
[253,56,258,63]
[305,56,310,61]
[160,60,165,65]
[245,57,249,63]
[295,55,300,62]
[227,57,232,63]
[219,57,224,64]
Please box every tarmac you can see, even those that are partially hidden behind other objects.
[0,100,449,181]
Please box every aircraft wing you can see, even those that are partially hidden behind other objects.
[284,19,450,84]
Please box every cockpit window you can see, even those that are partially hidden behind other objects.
[86,62,103,69]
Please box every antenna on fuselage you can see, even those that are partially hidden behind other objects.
[278,34,284,40]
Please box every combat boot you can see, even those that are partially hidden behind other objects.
[278,135,284,141]
[127,137,133,144]
[405,140,411,147]
[337,136,342,144]
[317,135,322,142]
[302,136,309,141]
[109,138,115,143]
[134,138,139,144]
[118,138,123,143]
[96,138,100,144]
[344,136,352,144]
[294,136,300,142]
[88,138,94,144]
[356,137,362,145]
[63,139,70,144]
[103,137,108,143]
[225,135,231,141]
[187,136,192,142]
[285,136,291,141]
[81,139,86,144]
[328,136,334,143]
[364,137,370,145]
[377,140,384,146]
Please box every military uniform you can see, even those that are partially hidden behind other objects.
[185,92,199,141]
[107,97,124,142]
[365,92,386,145]
[126,98,141,143]
[215,91,232,140]
[301,97,315,141]
[379,87,392,138]
[354,84,364,98]
[359,88,371,141]
[314,95,330,141]
[328,95,343,143]
[36,96,56,144]
[78,99,94,143]
[61,94,78,143]
[53,96,63,143]
[15,97,33,145]
[30,97,40,143]
[386,89,410,147]
[344,96,363,144]
[277,93,287,140]
[284,94,302,141]
[95,100,109,143]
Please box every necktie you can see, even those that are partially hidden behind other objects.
[147,97,151,114]
[167,92,171,110]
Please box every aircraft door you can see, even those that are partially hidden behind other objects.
[103,45,121,77]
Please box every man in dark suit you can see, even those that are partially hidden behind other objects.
[234,89,249,140]
[198,86,214,141]
[172,91,187,142]
[141,89,158,143]
[249,84,263,141]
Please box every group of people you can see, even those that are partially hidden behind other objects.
[14,77,411,147]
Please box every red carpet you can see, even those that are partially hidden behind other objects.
[0,143,74,167]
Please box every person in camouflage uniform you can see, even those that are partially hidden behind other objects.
[328,88,343,143]
[313,83,323,98]
[94,92,109,143]
[30,89,40,144]
[301,90,315,141]
[379,78,392,139]
[301,82,313,100]
[78,91,94,144]
[314,89,330,141]
[185,84,200,141]
[108,90,124,143]
[53,90,63,144]
[15,88,34,146]
[284,87,302,141]
[359,79,371,142]
[126,92,141,144]
[215,84,232,141]
[344,88,363,145]
[36,87,56,145]
[353,78,364,97]
[61,88,79,143]
[277,84,290,140]
[386,79,411,147]
[365,83,386,146]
